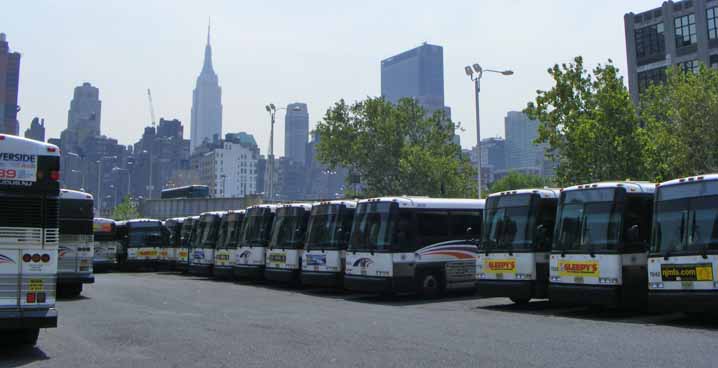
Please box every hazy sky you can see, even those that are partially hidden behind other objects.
[9,0,658,155]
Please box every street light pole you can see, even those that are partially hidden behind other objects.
[464,64,514,198]
[96,160,102,215]
[265,104,277,201]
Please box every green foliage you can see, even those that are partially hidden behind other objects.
[315,97,476,198]
[488,172,551,194]
[111,196,139,221]
[525,56,644,186]
[639,65,718,181]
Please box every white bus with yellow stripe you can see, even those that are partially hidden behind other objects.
[213,210,244,280]
[344,197,484,297]
[264,203,312,284]
[648,174,718,311]
[549,181,655,307]
[176,216,198,273]
[124,219,163,270]
[477,189,559,304]
[301,200,357,288]
[189,211,225,276]
[234,204,278,280]
[0,134,60,346]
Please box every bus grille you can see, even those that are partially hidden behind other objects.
[0,197,59,228]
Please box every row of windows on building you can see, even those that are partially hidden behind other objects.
[637,56,718,93]
[636,7,718,64]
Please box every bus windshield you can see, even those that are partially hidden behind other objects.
[652,181,718,254]
[349,202,398,252]
[240,208,273,247]
[306,205,353,250]
[555,188,622,252]
[217,213,243,249]
[481,194,534,251]
[269,207,308,249]
[180,220,195,248]
[127,223,163,248]
[198,215,221,248]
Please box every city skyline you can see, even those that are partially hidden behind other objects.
[10,0,660,155]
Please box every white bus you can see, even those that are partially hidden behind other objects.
[164,217,184,271]
[477,189,559,304]
[124,219,163,270]
[549,181,655,308]
[344,197,484,297]
[213,210,244,280]
[648,174,718,311]
[234,204,278,280]
[0,134,60,345]
[176,216,198,273]
[93,218,119,271]
[301,200,356,288]
[57,189,95,297]
[265,203,312,283]
[190,211,225,276]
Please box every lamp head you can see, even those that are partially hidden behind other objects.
[472,64,482,74]
[502,70,514,76]
[265,105,271,112]
[270,103,276,111]
[464,66,473,76]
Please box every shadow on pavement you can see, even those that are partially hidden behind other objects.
[480,299,718,331]
[341,290,481,306]
[56,295,91,302]
[0,345,50,367]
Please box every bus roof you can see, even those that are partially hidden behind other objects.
[0,134,60,157]
[60,188,94,200]
[488,188,560,199]
[359,196,485,210]
[247,204,280,212]
[126,218,162,224]
[658,174,718,188]
[314,199,358,209]
[562,181,656,194]
[165,217,186,223]
[199,211,226,218]
[279,202,313,211]
[93,217,116,224]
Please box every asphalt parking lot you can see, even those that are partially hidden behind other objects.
[2,272,717,368]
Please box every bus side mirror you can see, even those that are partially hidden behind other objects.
[627,225,640,243]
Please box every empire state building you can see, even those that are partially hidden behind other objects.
[190,25,222,153]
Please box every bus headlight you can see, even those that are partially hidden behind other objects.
[599,277,619,284]
[515,273,532,280]
[478,273,487,279]
[550,276,561,282]
[650,282,665,289]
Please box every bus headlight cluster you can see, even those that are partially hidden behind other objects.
[650,282,665,289]
[376,271,390,277]
[598,277,619,284]
[515,273,532,280]
[550,276,561,282]
[478,273,487,279]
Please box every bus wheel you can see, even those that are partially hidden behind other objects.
[18,329,40,346]
[418,273,443,298]
[60,284,83,298]
[510,297,530,305]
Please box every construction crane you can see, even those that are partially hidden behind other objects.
[147,88,157,126]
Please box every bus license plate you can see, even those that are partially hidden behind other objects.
[29,279,44,292]
[574,277,584,284]
[681,281,694,289]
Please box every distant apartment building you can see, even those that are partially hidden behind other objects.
[504,111,553,177]
[625,0,718,103]
[191,132,259,198]
[24,117,45,142]
[381,43,450,117]
[284,103,309,165]
[476,137,507,187]
[0,33,21,135]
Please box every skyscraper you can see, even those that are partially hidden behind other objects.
[284,103,309,164]
[381,43,446,115]
[24,117,45,142]
[190,24,222,153]
[0,33,21,135]
[504,111,552,177]
[66,82,102,146]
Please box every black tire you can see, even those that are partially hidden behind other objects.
[20,329,40,346]
[59,283,83,298]
[510,297,530,305]
[418,272,443,298]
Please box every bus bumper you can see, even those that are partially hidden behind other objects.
[301,270,343,288]
[189,264,212,277]
[549,283,620,307]
[0,308,58,330]
[93,261,116,272]
[212,266,234,280]
[233,265,264,280]
[344,275,414,294]
[123,260,157,271]
[58,273,95,285]
[648,290,718,312]
[264,268,300,283]
[477,280,535,300]
[175,262,189,273]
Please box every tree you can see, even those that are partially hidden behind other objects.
[315,97,476,198]
[111,196,139,220]
[488,172,551,194]
[640,65,718,181]
[524,56,644,186]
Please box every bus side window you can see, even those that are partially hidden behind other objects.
[535,199,557,251]
[396,210,415,252]
[623,195,653,252]
[415,211,450,248]
[449,211,482,240]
